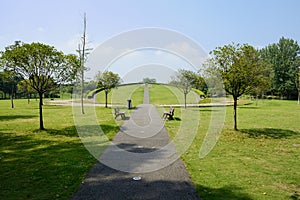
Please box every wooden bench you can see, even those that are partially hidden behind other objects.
[114,108,126,119]
[162,107,175,120]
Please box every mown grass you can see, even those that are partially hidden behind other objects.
[95,84,143,107]
[0,99,118,200]
[149,84,198,105]
[1,85,299,200]
[148,84,300,200]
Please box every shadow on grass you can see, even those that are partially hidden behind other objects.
[240,128,299,139]
[174,117,181,121]
[198,108,221,112]
[0,115,36,121]
[0,131,96,200]
[239,106,260,110]
[43,126,79,137]
[196,184,252,200]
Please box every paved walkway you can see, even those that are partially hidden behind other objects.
[71,86,200,200]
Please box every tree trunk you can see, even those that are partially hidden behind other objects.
[255,94,258,106]
[184,92,187,109]
[39,92,45,130]
[27,94,30,104]
[10,86,14,108]
[298,88,300,105]
[233,96,238,131]
[105,91,108,108]
[81,72,85,114]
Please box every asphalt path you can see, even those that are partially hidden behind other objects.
[71,86,200,200]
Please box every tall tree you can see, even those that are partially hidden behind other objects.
[96,71,121,108]
[171,69,195,109]
[260,37,300,99]
[208,43,265,130]
[0,42,73,130]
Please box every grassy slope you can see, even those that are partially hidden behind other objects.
[95,84,143,107]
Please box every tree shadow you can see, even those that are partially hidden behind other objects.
[71,163,200,200]
[196,184,253,200]
[41,126,79,137]
[240,128,299,139]
[0,130,95,200]
[116,142,159,153]
[198,108,221,112]
[239,106,260,110]
[0,115,36,121]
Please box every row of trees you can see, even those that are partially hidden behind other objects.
[171,38,299,130]
[0,42,81,130]
[1,37,299,131]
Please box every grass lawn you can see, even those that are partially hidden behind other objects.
[95,84,143,107]
[152,87,299,199]
[1,84,299,200]
[147,84,299,199]
[0,99,119,200]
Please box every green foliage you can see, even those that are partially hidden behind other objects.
[96,71,121,92]
[192,88,205,97]
[209,44,265,98]
[260,37,300,99]
[142,77,156,84]
[171,69,202,108]
[208,43,266,130]
[96,71,121,108]
[0,41,79,129]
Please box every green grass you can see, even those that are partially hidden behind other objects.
[161,98,300,200]
[1,84,300,200]
[0,99,119,200]
[95,84,143,108]
[149,84,199,105]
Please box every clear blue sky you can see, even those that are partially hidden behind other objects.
[1,0,299,53]
[1,0,300,83]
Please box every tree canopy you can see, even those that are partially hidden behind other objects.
[260,37,300,99]
[96,71,121,108]
[208,43,266,130]
[0,41,79,130]
[171,69,197,108]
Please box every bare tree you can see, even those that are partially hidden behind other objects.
[77,13,92,114]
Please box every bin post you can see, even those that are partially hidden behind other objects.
[127,99,132,109]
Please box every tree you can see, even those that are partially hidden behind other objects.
[208,43,265,130]
[0,69,22,107]
[143,77,156,84]
[17,79,36,103]
[77,13,92,114]
[260,37,300,99]
[0,42,73,130]
[0,41,23,108]
[171,69,196,109]
[250,57,273,105]
[96,71,121,108]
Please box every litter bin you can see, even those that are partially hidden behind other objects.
[127,99,132,109]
